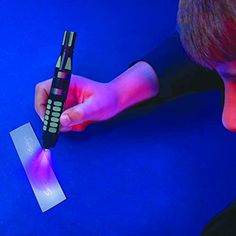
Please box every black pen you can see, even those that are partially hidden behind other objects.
[42,31,76,150]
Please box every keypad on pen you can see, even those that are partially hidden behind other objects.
[43,99,63,133]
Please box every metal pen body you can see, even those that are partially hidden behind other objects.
[42,31,76,149]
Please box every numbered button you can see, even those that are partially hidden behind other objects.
[52,112,60,118]
[49,127,57,133]
[54,101,62,107]
[53,106,61,112]
[51,117,59,122]
[50,122,58,128]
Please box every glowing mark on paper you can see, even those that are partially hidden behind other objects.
[26,149,56,190]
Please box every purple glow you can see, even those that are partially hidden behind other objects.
[26,149,56,190]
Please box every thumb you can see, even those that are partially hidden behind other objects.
[60,99,93,127]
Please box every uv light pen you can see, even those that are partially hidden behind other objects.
[42,31,76,149]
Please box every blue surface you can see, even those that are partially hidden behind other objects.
[1,0,236,235]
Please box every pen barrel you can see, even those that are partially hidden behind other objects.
[42,31,76,149]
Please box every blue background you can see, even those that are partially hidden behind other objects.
[1,0,236,235]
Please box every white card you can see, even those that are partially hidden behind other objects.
[10,123,66,212]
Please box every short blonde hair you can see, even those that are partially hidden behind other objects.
[178,0,236,69]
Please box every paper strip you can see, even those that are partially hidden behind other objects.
[10,123,66,212]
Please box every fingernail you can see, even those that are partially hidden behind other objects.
[61,114,71,126]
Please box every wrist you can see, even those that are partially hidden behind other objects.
[108,61,159,113]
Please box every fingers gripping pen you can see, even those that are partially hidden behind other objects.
[42,31,76,149]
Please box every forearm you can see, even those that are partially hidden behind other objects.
[108,32,223,115]
[109,61,159,113]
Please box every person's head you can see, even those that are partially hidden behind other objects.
[177,0,236,131]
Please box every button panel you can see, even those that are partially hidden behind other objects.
[43,99,63,134]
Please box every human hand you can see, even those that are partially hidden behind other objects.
[35,75,119,132]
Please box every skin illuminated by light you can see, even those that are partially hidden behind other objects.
[216,61,236,131]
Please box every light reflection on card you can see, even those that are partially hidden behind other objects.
[26,149,56,190]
